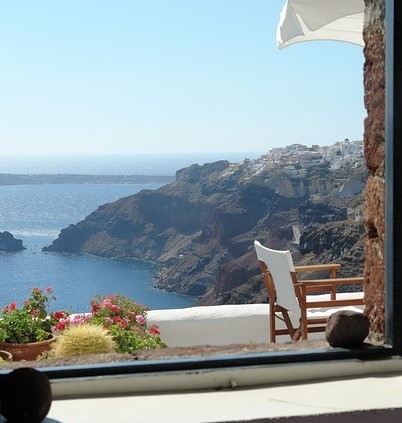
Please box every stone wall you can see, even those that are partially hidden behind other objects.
[363,0,385,338]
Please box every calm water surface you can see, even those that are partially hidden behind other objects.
[0,183,196,312]
[0,153,260,312]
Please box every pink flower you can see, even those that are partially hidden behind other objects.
[135,314,146,325]
[105,317,114,325]
[100,299,112,308]
[70,314,89,325]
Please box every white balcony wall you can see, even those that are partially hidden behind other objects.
[147,293,364,347]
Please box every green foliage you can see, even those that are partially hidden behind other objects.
[51,294,167,354]
[90,294,149,327]
[1,290,167,355]
[0,309,51,344]
[0,288,57,344]
[89,294,166,353]
[107,324,166,354]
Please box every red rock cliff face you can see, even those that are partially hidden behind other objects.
[363,0,385,338]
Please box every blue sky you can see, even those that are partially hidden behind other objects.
[0,0,365,156]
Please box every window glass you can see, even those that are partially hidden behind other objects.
[0,1,400,379]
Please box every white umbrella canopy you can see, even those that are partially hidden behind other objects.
[277,0,364,49]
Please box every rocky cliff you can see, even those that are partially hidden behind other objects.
[0,231,25,252]
[44,155,367,305]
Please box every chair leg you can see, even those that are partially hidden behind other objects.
[301,310,308,340]
[292,326,302,341]
[271,306,297,343]
[270,302,276,343]
[281,309,296,340]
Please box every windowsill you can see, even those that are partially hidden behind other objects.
[1,339,398,421]
[0,339,333,371]
[0,305,395,422]
[45,355,402,422]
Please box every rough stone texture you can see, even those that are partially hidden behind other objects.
[43,160,367,305]
[363,0,385,338]
[0,341,330,369]
[0,231,25,251]
[325,310,370,348]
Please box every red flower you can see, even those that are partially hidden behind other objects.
[110,304,120,313]
[149,325,161,335]
[46,287,53,293]
[53,321,67,332]
[52,311,66,320]
[113,316,128,328]
[9,302,17,311]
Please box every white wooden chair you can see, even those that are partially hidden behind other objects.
[254,240,364,342]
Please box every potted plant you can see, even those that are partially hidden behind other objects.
[90,294,166,353]
[52,294,166,354]
[0,350,13,361]
[0,288,65,361]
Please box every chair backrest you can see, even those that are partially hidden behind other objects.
[254,240,300,315]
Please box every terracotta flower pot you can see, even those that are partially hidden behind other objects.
[0,350,13,361]
[0,334,56,361]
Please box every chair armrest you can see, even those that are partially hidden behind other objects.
[297,277,363,299]
[304,284,335,295]
[305,297,364,308]
[294,264,342,273]
[299,278,364,306]
[300,277,364,287]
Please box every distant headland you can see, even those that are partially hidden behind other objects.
[43,139,367,306]
[0,174,174,186]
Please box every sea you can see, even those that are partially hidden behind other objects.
[0,152,257,313]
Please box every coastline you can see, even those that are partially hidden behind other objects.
[0,174,175,186]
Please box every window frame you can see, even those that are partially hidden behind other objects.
[1,0,401,383]
[385,0,402,352]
